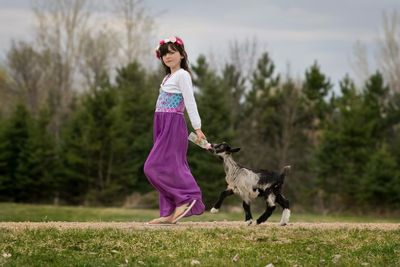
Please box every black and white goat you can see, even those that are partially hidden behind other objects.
[209,142,291,226]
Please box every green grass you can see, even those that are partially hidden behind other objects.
[1,227,399,266]
[1,203,400,266]
[0,203,156,222]
[1,202,399,223]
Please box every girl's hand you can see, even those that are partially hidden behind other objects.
[195,129,206,140]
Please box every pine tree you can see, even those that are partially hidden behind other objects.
[59,75,119,205]
[59,102,92,204]
[301,62,334,207]
[239,52,280,168]
[387,92,400,174]
[14,108,57,202]
[357,72,396,207]
[0,104,31,202]
[361,144,400,209]
[303,61,333,123]
[220,63,246,137]
[316,72,391,209]
[316,75,363,207]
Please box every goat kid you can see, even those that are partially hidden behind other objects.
[208,142,291,226]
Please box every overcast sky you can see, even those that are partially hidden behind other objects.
[0,0,399,88]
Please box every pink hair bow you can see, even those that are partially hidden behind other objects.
[155,36,184,59]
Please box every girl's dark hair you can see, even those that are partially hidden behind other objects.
[159,41,191,76]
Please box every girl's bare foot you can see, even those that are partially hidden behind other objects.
[147,214,174,224]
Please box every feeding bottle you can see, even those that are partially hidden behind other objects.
[188,132,212,149]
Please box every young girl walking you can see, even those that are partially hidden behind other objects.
[144,36,206,224]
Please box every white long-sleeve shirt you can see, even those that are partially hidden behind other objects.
[156,68,202,130]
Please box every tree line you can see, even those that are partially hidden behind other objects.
[0,54,399,212]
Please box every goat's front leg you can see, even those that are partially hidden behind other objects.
[242,201,253,225]
[210,189,233,213]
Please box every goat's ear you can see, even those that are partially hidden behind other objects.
[230,147,241,153]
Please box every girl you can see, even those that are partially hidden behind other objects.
[144,36,206,224]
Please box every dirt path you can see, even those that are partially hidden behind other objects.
[0,221,399,231]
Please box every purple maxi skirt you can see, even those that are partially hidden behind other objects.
[144,112,205,217]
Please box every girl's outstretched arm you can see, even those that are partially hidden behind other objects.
[178,70,202,130]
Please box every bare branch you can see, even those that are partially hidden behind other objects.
[114,0,155,65]
[32,0,91,94]
[6,41,50,115]
[378,11,400,94]
[79,26,119,89]
[31,0,92,141]
[350,40,370,87]
[229,36,262,79]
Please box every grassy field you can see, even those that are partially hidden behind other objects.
[1,202,400,223]
[0,203,399,266]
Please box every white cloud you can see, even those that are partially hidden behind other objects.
[0,8,35,60]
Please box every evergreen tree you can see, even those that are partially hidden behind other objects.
[357,72,396,206]
[0,105,31,202]
[59,100,94,204]
[361,144,400,209]
[303,61,333,123]
[362,71,390,140]
[239,52,280,168]
[14,108,57,202]
[302,62,334,208]
[60,75,119,205]
[387,92,400,170]
[316,72,391,209]
[316,75,364,207]
[220,63,246,137]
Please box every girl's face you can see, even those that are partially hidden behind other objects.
[162,46,183,71]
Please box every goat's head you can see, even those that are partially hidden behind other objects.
[210,142,241,156]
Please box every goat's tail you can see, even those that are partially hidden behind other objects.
[279,165,291,183]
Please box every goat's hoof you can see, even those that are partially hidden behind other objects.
[210,208,219,214]
[245,219,253,226]
[280,222,288,226]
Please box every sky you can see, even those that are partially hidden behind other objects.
[0,0,399,88]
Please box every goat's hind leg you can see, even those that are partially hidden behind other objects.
[276,193,290,226]
[256,207,276,225]
[256,196,276,225]
[210,189,233,213]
